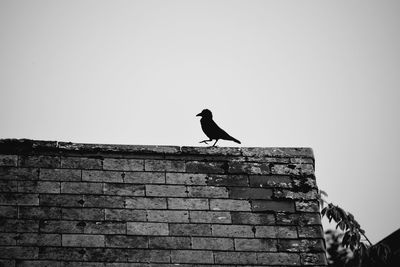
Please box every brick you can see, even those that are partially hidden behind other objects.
[14,260,61,267]
[249,175,292,188]
[190,211,231,224]
[0,180,18,192]
[229,187,273,199]
[104,183,144,196]
[61,157,102,169]
[84,195,125,208]
[61,182,103,194]
[212,225,254,238]
[231,212,275,225]
[0,155,17,166]
[125,197,166,209]
[228,162,270,174]
[277,226,299,238]
[0,219,39,232]
[149,236,190,249]
[147,210,189,223]
[235,238,277,251]
[105,235,148,248]
[86,248,129,262]
[171,250,213,264]
[62,208,104,220]
[206,174,248,186]
[39,220,84,233]
[278,239,325,252]
[276,212,321,226]
[298,225,324,238]
[40,194,84,207]
[274,189,319,200]
[0,233,16,245]
[291,158,314,164]
[170,223,211,236]
[124,171,165,184]
[145,160,185,172]
[105,209,146,221]
[38,247,86,261]
[301,252,328,265]
[187,186,228,198]
[127,249,170,263]
[62,234,105,247]
[19,155,60,168]
[210,199,251,211]
[0,167,39,180]
[82,170,123,183]
[84,221,126,234]
[127,222,168,235]
[0,260,14,267]
[103,158,143,171]
[166,173,208,185]
[271,163,314,176]
[255,226,298,238]
[0,193,39,206]
[0,206,17,218]
[146,185,187,197]
[18,181,60,193]
[0,246,38,259]
[252,200,295,212]
[17,233,61,246]
[296,200,320,212]
[192,237,234,250]
[186,161,226,174]
[214,251,257,264]
[40,169,81,181]
[257,252,301,265]
[168,198,209,210]
[19,206,61,219]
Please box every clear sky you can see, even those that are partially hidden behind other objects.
[1,0,399,243]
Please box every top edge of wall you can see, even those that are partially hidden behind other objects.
[0,139,314,158]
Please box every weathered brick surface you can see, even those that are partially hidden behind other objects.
[149,236,190,249]
[127,222,168,235]
[103,158,144,171]
[170,223,211,236]
[0,139,325,266]
[62,234,105,247]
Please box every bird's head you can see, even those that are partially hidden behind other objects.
[196,109,213,119]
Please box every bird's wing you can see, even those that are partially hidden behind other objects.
[203,119,233,140]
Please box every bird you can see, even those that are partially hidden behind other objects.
[196,109,241,147]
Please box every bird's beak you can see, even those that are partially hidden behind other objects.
[196,112,202,117]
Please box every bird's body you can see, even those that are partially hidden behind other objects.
[196,109,241,146]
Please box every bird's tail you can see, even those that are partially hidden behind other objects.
[229,136,241,144]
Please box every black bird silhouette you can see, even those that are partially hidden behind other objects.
[196,109,241,147]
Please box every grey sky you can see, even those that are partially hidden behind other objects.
[1,0,399,242]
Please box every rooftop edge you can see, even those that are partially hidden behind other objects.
[0,139,314,158]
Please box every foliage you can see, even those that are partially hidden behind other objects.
[319,190,391,267]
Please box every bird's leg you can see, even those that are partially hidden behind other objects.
[212,139,219,147]
[199,139,212,144]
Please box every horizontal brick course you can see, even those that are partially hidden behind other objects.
[61,157,102,170]
[171,250,213,264]
[103,158,144,171]
[168,198,209,210]
[149,236,190,249]
[0,141,325,266]
[104,183,145,196]
[40,169,81,182]
[62,234,105,247]
[192,237,234,250]
[146,185,187,197]
[127,222,168,236]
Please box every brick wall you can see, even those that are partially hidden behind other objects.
[0,139,327,266]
